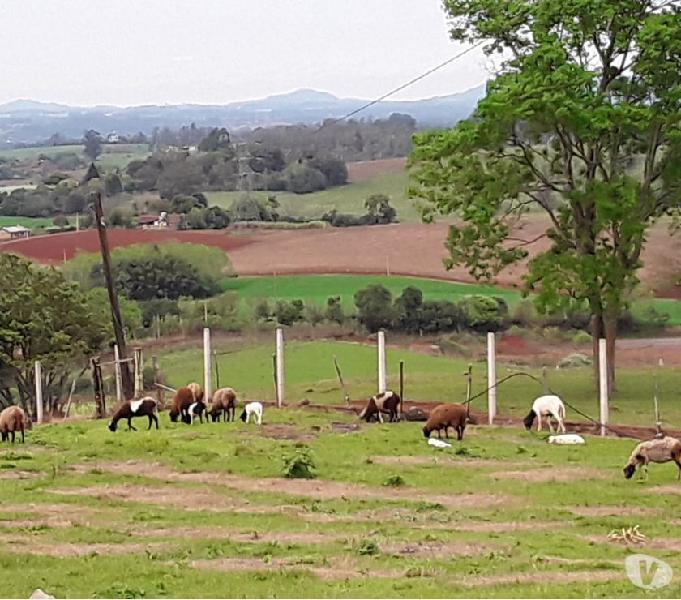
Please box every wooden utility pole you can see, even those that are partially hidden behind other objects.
[84,163,134,399]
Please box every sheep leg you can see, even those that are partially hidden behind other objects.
[675,460,681,481]
[147,415,153,430]
[153,414,159,430]
[20,428,25,443]
[10,430,15,443]
[127,418,137,432]
[558,418,566,434]
[537,415,542,432]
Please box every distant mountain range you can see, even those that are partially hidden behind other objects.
[0,86,485,147]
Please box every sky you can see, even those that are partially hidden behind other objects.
[0,0,490,107]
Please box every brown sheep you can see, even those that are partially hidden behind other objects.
[623,436,681,480]
[422,403,476,441]
[359,391,401,423]
[187,382,204,403]
[209,387,237,422]
[108,398,159,432]
[0,405,29,443]
[169,387,195,424]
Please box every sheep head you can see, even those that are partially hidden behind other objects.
[107,421,117,432]
[523,410,536,430]
[623,464,636,479]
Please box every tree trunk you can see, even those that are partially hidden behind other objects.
[604,315,617,394]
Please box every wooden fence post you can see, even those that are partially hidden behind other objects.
[134,348,143,398]
[91,357,105,418]
[399,360,404,417]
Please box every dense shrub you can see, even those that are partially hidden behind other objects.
[274,299,305,326]
[284,163,327,194]
[354,285,394,332]
[458,295,508,332]
[325,296,345,324]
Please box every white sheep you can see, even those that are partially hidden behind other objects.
[240,401,263,425]
[523,394,566,433]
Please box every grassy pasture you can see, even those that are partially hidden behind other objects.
[222,274,521,311]
[2,406,681,598]
[157,340,681,428]
[0,144,149,170]
[205,171,422,222]
[223,274,681,326]
[0,216,53,229]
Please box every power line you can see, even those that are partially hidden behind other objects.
[318,41,485,130]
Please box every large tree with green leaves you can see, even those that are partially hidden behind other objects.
[410,0,681,391]
[0,254,106,415]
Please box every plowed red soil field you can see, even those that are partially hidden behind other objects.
[3,216,681,297]
[0,229,253,263]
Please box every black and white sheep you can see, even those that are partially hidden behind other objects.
[359,391,401,423]
[239,401,263,424]
[623,436,681,480]
[108,397,159,432]
[0,405,29,443]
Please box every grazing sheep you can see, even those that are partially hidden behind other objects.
[187,399,208,424]
[240,401,263,425]
[623,436,681,480]
[187,382,204,403]
[422,403,473,441]
[359,391,401,423]
[0,405,28,443]
[210,387,237,422]
[108,397,159,432]
[169,387,195,423]
[523,394,566,433]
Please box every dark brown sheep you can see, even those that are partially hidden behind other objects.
[209,387,237,422]
[422,403,475,441]
[169,387,195,424]
[108,397,159,432]
[0,405,29,443]
[359,391,401,423]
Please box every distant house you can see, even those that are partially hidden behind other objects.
[106,132,121,143]
[137,212,179,230]
[1,225,31,239]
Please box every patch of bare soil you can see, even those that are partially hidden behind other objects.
[371,456,530,469]
[134,526,340,546]
[584,534,681,552]
[260,424,315,441]
[0,503,112,522]
[455,520,563,533]
[382,540,494,558]
[0,533,168,557]
[83,461,512,510]
[0,470,41,480]
[570,506,658,517]
[50,483,236,512]
[490,467,607,483]
[650,485,681,496]
[461,570,620,587]
[190,557,403,580]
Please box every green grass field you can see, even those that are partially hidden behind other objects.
[205,171,423,222]
[223,274,681,326]
[222,275,521,310]
[2,401,681,597]
[0,216,53,229]
[157,339,681,428]
[0,144,149,170]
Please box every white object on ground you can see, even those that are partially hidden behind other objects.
[428,438,452,449]
[548,434,585,445]
[30,590,55,599]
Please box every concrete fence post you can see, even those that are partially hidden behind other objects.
[35,361,43,424]
[487,332,496,424]
[377,330,387,393]
[113,344,123,404]
[134,348,143,398]
[275,327,284,407]
[203,328,212,402]
[598,338,608,436]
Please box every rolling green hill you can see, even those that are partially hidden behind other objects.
[205,170,425,222]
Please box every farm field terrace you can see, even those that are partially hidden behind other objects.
[2,408,681,598]
[157,340,681,428]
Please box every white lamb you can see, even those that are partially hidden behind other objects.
[523,394,566,433]
[240,401,263,425]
